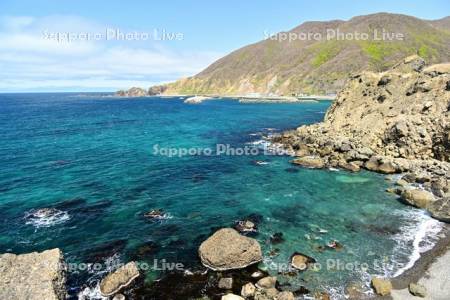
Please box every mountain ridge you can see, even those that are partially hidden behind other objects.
[136,13,450,96]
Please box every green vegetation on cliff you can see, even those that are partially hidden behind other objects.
[159,13,450,96]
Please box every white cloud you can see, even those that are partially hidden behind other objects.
[0,15,222,91]
[1,16,34,31]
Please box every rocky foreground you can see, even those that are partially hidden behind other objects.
[0,249,66,300]
[272,55,450,222]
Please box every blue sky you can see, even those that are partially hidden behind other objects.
[0,0,448,92]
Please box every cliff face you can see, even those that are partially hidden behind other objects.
[322,56,450,161]
[272,56,450,221]
[274,55,449,163]
[162,13,450,96]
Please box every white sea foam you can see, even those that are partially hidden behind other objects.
[77,254,122,300]
[388,209,444,277]
[155,213,173,220]
[78,283,107,300]
[25,208,70,228]
[247,139,271,147]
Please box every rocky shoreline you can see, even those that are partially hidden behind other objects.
[263,55,450,298]
[390,223,450,299]
[1,55,448,299]
[271,56,450,223]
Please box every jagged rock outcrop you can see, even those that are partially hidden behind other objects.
[0,249,66,300]
[115,87,148,97]
[148,85,167,95]
[116,85,167,97]
[198,228,263,271]
[272,56,450,221]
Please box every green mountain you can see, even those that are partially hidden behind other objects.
[161,13,450,95]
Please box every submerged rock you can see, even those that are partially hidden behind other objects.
[129,240,160,261]
[326,240,344,251]
[269,232,285,244]
[24,207,70,228]
[144,208,166,219]
[100,262,140,296]
[284,167,299,173]
[198,228,263,271]
[371,277,392,296]
[86,239,127,263]
[0,248,66,300]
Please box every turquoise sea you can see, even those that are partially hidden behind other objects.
[0,94,443,299]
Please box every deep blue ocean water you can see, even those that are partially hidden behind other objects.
[0,94,443,299]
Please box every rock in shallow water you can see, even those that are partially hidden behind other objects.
[100,262,140,296]
[234,220,257,233]
[291,156,325,169]
[290,252,316,270]
[0,248,66,300]
[198,228,262,271]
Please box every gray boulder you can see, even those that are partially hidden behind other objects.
[199,228,262,271]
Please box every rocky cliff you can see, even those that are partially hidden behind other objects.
[0,249,67,300]
[161,13,450,96]
[115,85,168,97]
[272,56,450,221]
